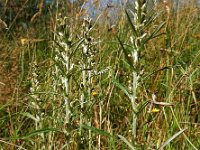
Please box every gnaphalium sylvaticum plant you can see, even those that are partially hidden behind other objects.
[117,0,165,148]
[79,15,103,149]
[53,14,73,125]
[28,58,46,149]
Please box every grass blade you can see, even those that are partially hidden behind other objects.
[112,78,131,99]
[80,124,112,137]
[158,128,187,150]
[125,9,138,37]
[143,22,165,44]
[117,36,135,71]
[4,128,59,140]
[118,134,135,150]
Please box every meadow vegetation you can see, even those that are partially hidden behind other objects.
[0,0,199,149]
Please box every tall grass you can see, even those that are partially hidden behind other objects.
[0,0,199,149]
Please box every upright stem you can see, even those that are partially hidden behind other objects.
[79,16,95,149]
[126,0,148,147]
[62,48,71,124]
[131,71,138,144]
[80,64,86,135]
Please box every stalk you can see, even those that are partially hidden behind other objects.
[48,0,59,148]
[128,0,148,146]
[119,0,165,148]
[80,16,94,149]
[54,17,72,125]
[29,57,45,149]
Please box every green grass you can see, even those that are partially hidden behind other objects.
[0,0,200,149]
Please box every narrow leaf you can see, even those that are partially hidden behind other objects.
[25,128,59,138]
[112,78,130,99]
[136,100,150,115]
[125,9,138,37]
[4,128,59,140]
[80,124,112,137]
[158,128,187,150]
[144,22,165,43]
[117,36,135,71]
[144,11,163,28]
[118,135,135,150]
[21,112,39,122]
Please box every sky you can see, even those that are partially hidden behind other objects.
[45,0,200,19]
[81,0,127,24]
